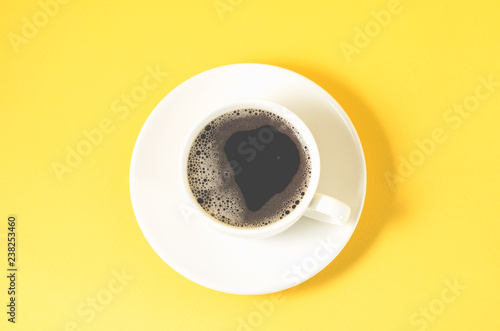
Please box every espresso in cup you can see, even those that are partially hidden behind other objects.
[187,108,312,228]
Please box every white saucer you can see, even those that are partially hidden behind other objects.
[130,63,366,295]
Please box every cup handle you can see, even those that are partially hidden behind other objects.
[303,193,351,225]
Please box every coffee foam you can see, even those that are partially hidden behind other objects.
[187,109,312,228]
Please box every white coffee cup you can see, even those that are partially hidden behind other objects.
[180,98,351,239]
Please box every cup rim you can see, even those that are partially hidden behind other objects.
[179,97,320,239]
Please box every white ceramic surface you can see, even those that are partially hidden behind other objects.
[178,97,351,239]
[130,63,366,295]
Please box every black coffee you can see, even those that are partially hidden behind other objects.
[187,109,311,228]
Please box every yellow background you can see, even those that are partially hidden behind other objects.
[1,0,499,330]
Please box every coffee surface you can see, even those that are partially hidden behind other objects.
[187,109,311,228]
